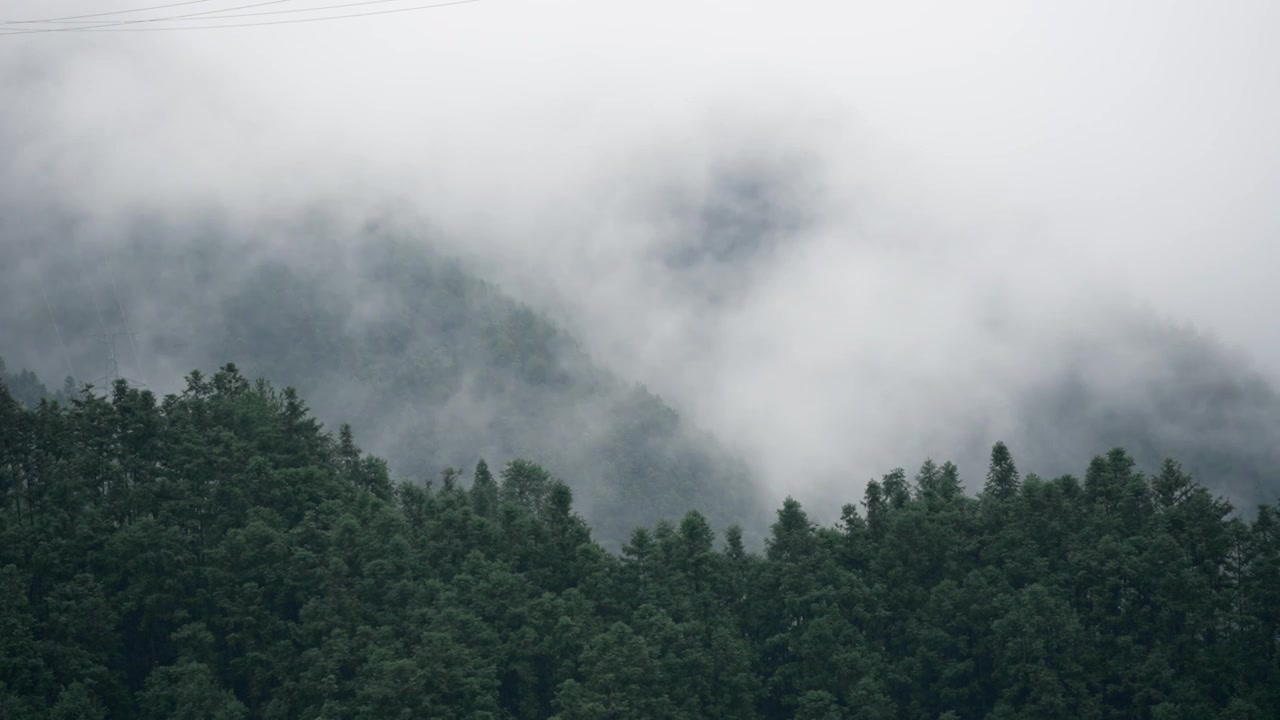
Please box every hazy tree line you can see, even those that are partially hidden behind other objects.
[2,365,1277,719]
[0,232,765,549]
[6,229,1280,539]
[0,358,70,409]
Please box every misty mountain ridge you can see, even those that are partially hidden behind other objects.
[3,203,1279,532]
[0,222,766,548]
[1010,315,1280,510]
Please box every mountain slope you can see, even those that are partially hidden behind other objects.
[1007,317,1280,511]
[4,211,1279,534]
[0,226,766,548]
[0,356,63,407]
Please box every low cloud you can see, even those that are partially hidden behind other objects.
[3,0,1279,515]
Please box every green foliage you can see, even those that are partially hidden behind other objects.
[139,662,247,720]
[0,374,1276,719]
[983,441,1020,501]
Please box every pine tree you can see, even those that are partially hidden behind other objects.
[983,442,1020,501]
[471,458,499,518]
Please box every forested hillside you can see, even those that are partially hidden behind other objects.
[6,215,1280,534]
[1011,318,1280,512]
[2,369,1277,719]
[1,228,764,548]
[0,357,67,409]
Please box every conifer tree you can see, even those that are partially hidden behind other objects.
[983,441,1020,501]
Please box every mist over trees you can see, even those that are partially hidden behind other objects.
[2,369,1277,718]
[3,3,1279,718]
[0,226,765,549]
[1008,317,1280,512]
[2,218,1278,524]
[0,357,68,409]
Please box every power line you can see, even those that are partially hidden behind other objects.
[26,0,431,24]
[0,0,478,34]
[0,0,301,35]
[0,0,226,24]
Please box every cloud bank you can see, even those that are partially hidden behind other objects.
[3,0,1279,511]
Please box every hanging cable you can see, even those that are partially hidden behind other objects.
[16,0,426,24]
[0,0,477,35]
[1,1,240,24]
[0,0,302,35]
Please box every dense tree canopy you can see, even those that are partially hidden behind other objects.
[1,367,1277,718]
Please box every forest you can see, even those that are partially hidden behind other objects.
[2,365,1277,719]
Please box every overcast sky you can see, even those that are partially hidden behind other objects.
[3,0,1279,499]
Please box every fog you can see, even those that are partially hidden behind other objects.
[3,0,1280,512]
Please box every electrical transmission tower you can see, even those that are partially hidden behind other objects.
[92,268,145,393]
[72,268,148,397]
[95,331,139,388]
[24,234,147,398]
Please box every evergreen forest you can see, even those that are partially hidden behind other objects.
[2,365,1277,719]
